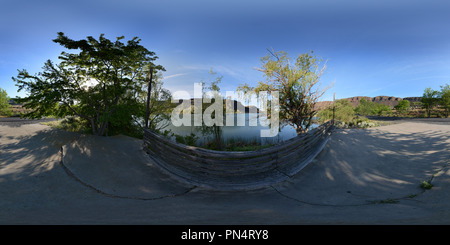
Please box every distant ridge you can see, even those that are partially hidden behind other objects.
[315,96,422,110]
[172,98,260,113]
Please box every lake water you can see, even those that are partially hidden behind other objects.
[160,113,318,146]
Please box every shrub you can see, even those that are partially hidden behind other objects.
[317,99,355,124]
[334,116,378,129]
[420,180,433,190]
[0,88,13,117]
[175,133,199,146]
[355,98,392,116]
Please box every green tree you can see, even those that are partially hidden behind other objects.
[0,88,13,117]
[354,98,374,115]
[355,98,391,116]
[200,69,224,150]
[13,32,165,136]
[439,84,450,118]
[394,100,410,114]
[238,49,330,135]
[373,103,392,116]
[203,68,223,94]
[317,99,355,124]
[421,87,439,118]
[145,77,174,133]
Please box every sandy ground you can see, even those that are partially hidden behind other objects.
[1,118,450,226]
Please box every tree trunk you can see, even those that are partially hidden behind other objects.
[98,121,108,136]
[145,68,154,129]
[89,118,97,135]
[295,123,306,135]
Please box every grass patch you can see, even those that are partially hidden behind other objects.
[175,133,199,146]
[334,116,380,129]
[223,137,274,151]
[41,116,91,134]
[420,180,433,190]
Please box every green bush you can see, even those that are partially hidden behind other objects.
[317,99,355,124]
[42,116,90,133]
[355,98,392,116]
[420,180,433,190]
[317,99,379,128]
[0,88,13,117]
[175,133,199,146]
[394,100,410,115]
[347,116,378,128]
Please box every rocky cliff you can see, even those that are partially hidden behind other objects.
[347,96,402,108]
[315,96,422,110]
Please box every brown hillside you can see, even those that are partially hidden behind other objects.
[315,96,422,110]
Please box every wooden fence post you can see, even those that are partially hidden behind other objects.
[145,67,154,129]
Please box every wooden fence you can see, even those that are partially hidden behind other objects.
[143,121,334,190]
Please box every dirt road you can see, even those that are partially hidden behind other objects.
[1,119,449,225]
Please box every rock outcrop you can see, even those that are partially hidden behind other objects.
[316,96,423,110]
[347,96,402,108]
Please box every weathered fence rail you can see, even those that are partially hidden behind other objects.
[143,121,334,190]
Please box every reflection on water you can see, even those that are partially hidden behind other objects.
[160,113,317,146]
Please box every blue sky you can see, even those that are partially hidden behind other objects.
[1,0,450,101]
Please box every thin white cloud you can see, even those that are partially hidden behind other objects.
[389,60,444,75]
[163,73,189,80]
[181,64,210,72]
[181,64,247,81]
